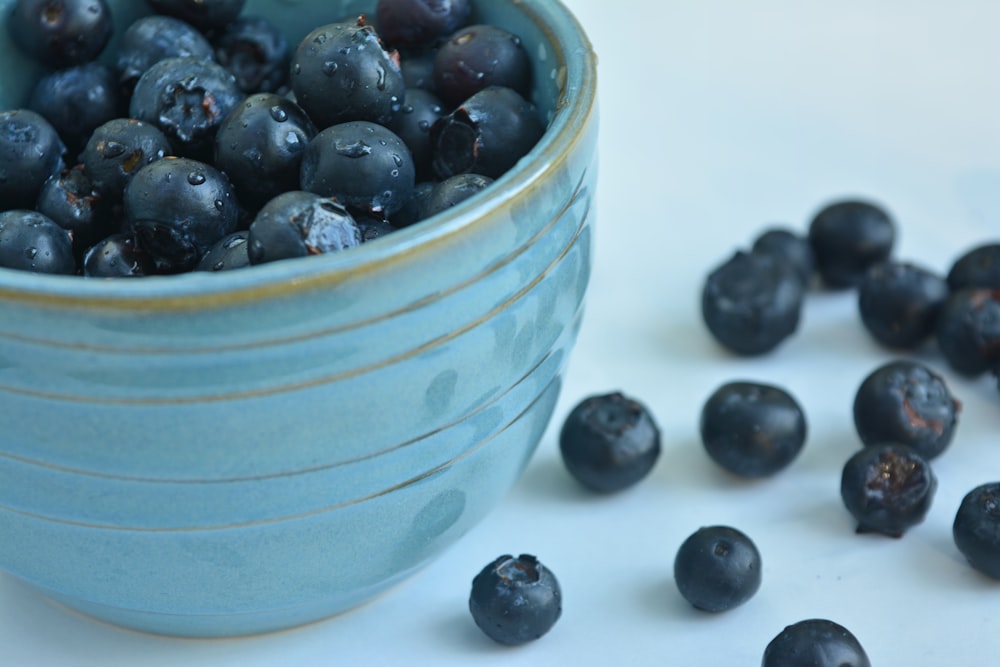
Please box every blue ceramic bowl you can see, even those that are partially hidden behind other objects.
[0,0,597,637]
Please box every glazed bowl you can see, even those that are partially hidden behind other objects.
[0,0,598,637]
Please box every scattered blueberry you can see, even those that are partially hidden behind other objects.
[115,14,216,95]
[808,199,895,289]
[558,391,661,493]
[196,230,250,271]
[82,232,155,278]
[840,443,936,537]
[935,288,1000,376]
[701,250,804,356]
[26,62,122,157]
[857,260,949,349]
[7,0,113,68]
[247,191,361,265]
[392,180,436,228]
[751,226,815,286]
[673,525,762,613]
[146,0,247,31]
[35,165,113,255]
[852,359,960,460]
[422,173,493,218]
[354,214,398,243]
[375,0,472,49]
[213,16,290,94]
[468,554,561,646]
[953,481,1000,580]
[398,48,438,92]
[699,380,807,478]
[433,23,531,107]
[0,109,66,210]
[762,619,871,667]
[0,209,76,275]
[80,118,172,201]
[947,242,1000,291]
[388,87,446,180]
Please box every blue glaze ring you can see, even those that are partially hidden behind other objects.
[0,0,598,637]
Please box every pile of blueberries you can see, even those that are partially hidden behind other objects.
[0,0,544,276]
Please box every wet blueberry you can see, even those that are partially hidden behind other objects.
[196,230,250,271]
[808,199,895,289]
[146,0,247,32]
[8,0,113,68]
[701,250,804,356]
[375,0,472,49]
[559,391,661,493]
[947,242,1000,291]
[355,214,398,243]
[35,164,114,255]
[953,481,1000,580]
[699,381,807,478]
[80,118,173,201]
[214,93,318,211]
[857,260,949,349]
[0,209,76,275]
[433,23,531,107]
[300,120,415,217]
[398,48,437,92]
[289,17,405,128]
[213,16,290,94]
[247,191,361,264]
[468,554,561,646]
[430,86,543,180]
[762,619,871,667]
[123,156,239,272]
[840,443,936,538]
[673,525,762,613]
[82,232,155,277]
[422,173,493,218]
[751,226,815,286]
[115,15,216,95]
[129,56,244,158]
[26,62,122,157]
[388,88,446,180]
[852,359,960,461]
[935,288,1000,376]
[391,180,435,227]
[0,109,66,210]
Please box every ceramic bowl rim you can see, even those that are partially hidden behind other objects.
[0,0,598,311]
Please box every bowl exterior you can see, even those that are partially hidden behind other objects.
[0,0,597,636]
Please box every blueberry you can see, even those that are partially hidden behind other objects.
[196,230,250,271]
[935,288,1000,376]
[762,619,871,667]
[354,214,398,243]
[398,48,438,92]
[953,482,1000,580]
[35,164,114,255]
[289,17,405,128]
[701,250,804,356]
[247,191,361,264]
[115,15,216,95]
[82,232,155,277]
[214,93,318,211]
[299,120,415,217]
[857,261,949,349]
[430,86,544,180]
[7,0,113,68]
[0,109,66,210]
[213,16,290,94]
[391,180,436,228]
[433,24,531,107]
[673,525,762,613]
[0,210,76,275]
[123,156,239,272]
[129,56,244,158]
[422,173,493,218]
[840,443,936,538]
[375,0,472,49]
[808,199,895,289]
[80,118,172,201]
[468,554,561,646]
[558,391,661,493]
[852,359,960,461]
[947,242,1000,291]
[26,62,122,157]
[751,226,815,286]
[699,381,807,478]
[388,88,446,180]
[146,0,247,32]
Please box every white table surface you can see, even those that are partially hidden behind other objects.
[5,1,1000,664]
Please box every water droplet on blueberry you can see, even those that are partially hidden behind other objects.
[270,106,288,122]
[187,171,206,185]
[322,61,338,76]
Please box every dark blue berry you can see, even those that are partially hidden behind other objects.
[375,0,471,49]
[857,260,948,349]
[146,0,246,32]
[388,87,446,180]
[123,156,239,272]
[751,226,815,286]
[840,443,936,538]
[196,230,250,271]
[468,554,561,646]
[0,109,66,210]
[115,15,216,95]
[433,24,531,107]
[26,62,122,157]
[355,214,398,243]
[947,242,1000,291]
[699,381,807,478]
[559,391,661,493]
[82,232,155,277]
[391,180,435,228]
[289,17,405,128]
[935,288,1000,376]
[35,164,113,255]
[422,173,492,218]
[673,525,762,613]
[213,16,290,94]
[214,93,318,211]
[8,0,113,68]
[247,191,361,265]
[80,118,172,201]
[808,199,895,289]
[762,619,871,667]
[299,120,415,217]
[398,48,437,92]
[0,209,76,275]
[953,481,1000,580]
[430,86,543,179]
[852,359,960,461]
[701,250,804,356]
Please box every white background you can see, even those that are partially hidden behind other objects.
[5,1,1000,664]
